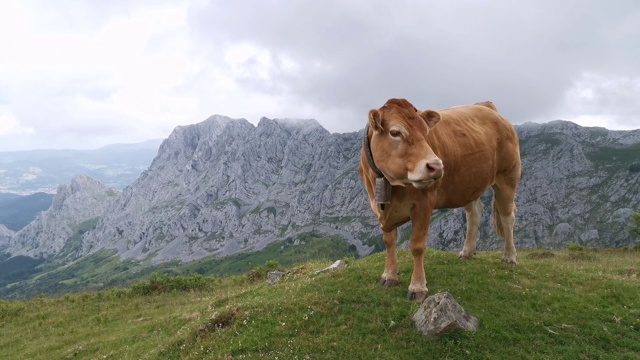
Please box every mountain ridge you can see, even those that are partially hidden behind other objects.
[2,116,639,272]
[81,115,372,263]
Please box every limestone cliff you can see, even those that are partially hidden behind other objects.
[82,116,375,263]
[7,175,119,258]
[8,117,640,264]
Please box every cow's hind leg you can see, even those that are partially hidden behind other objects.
[459,197,482,260]
[492,182,518,265]
[380,228,399,287]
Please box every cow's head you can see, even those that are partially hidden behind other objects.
[368,98,443,189]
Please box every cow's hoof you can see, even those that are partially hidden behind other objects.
[407,291,428,302]
[379,278,399,288]
[458,250,476,260]
[502,257,517,266]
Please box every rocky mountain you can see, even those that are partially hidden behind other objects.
[0,139,162,194]
[4,117,640,267]
[81,116,373,263]
[6,175,119,258]
[79,116,640,264]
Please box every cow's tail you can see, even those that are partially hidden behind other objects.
[492,197,506,239]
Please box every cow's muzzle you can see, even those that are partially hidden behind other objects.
[426,159,444,180]
[408,158,443,189]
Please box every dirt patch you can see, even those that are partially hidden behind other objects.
[625,268,637,278]
[197,308,241,337]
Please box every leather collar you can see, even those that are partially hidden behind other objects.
[363,124,384,178]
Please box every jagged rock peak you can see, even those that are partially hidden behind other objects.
[517,120,587,135]
[171,114,252,136]
[516,120,640,145]
[70,174,113,192]
[51,174,117,211]
[157,115,254,154]
[258,117,325,132]
[7,175,119,258]
[519,120,583,129]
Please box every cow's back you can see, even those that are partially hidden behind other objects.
[428,104,520,209]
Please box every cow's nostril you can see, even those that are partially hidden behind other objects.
[426,160,443,172]
[426,159,444,178]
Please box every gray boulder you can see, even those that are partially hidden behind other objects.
[413,292,479,338]
[267,271,287,285]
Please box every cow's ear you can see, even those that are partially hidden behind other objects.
[368,109,383,132]
[418,110,441,129]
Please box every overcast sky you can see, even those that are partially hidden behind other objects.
[1,0,639,151]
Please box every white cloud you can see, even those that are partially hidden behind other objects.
[0,1,199,150]
[224,44,275,82]
[557,73,640,130]
[0,109,34,136]
[0,0,639,151]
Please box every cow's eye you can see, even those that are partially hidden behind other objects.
[389,129,403,139]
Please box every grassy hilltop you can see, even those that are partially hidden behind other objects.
[1,248,639,359]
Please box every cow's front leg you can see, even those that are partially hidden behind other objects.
[379,228,399,287]
[407,213,431,302]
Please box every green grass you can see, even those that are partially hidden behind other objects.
[0,234,359,299]
[519,132,564,158]
[1,249,638,359]
[585,143,640,164]
[171,233,358,278]
[57,217,100,260]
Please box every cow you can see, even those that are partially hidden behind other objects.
[359,98,521,302]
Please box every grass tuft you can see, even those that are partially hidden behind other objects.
[129,273,214,296]
[565,251,596,261]
[526,250,555,259]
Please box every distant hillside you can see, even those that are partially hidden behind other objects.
[0,192,53,231]
[0,139,162,194]
[0,193,20,202]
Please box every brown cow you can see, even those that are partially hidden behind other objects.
[359,98,521,302]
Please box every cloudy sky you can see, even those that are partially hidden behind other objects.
[0,0,639,151]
